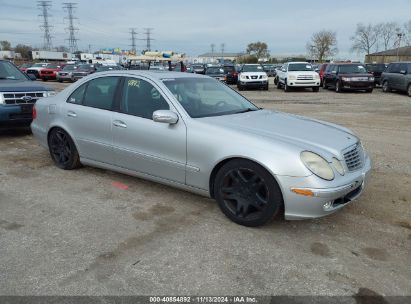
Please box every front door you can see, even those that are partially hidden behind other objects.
[112,77,187,184]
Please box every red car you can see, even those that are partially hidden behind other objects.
[318,63,329,85]
[39,63,65,81]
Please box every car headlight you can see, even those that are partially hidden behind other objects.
[314,74,320,79]
[301,151,335,181]
[44,91,56,97]
[288,75,296,80]
[331,157,345,175]
[240,75,246,80]
[342,77,351,81]
[369,77,375,81]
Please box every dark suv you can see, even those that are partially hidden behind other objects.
[323,63,374,93]
[0,60,53,128]
[381,62,411,97]
[365,63,387,86]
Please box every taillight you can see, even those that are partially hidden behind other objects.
[32,105,37,119]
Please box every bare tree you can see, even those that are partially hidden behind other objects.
[351,23,380,55]
[306,30,338,62]
[378,22,398,50]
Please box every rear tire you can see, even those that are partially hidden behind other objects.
[48,128,81,170]
[214,159,283,227]
[407,84,411,97]
[323,80,328,89]
[366,88,373,93]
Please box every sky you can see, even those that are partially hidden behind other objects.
[0,0,410,60]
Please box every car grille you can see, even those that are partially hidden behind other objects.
[343,144,364,171]
[1,92,45,105]
[297,75,314,80]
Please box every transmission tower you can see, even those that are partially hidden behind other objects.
[220,43,225,63]
[129,28,137,54]
[140,28,154,51]
[63,2,79,53]
[211,43,215,62]
[37,1,53,50]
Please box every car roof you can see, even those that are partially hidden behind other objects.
[91,70,207,80]
[288,62,309,64]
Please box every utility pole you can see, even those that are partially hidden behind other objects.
[396,32,404,61]
[129,28,137,54]
[210,43,215,63]
[140,28,154,51]
[63,2,79,53]
[37,1,53,50]
[220,43,225,64]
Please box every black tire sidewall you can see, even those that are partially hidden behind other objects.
[214,159,283,227]
[48,128,80,170]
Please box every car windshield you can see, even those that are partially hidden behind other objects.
[206,67,224,74]
[78,64,92,70]
[162,77,259,118]
[366,64,386,72]
[46,64,59,69]
[242,65,263,72]
[339,65,367,74]
[288,63,313,71]
[223,66,235,73]
[192,65,204,69]
[0,61,28,80]
[63,65,76,70]
[32,63,47,67]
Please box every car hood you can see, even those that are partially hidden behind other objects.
[240,71,266,76]
[200,109,358,157]
[0,80,51,92]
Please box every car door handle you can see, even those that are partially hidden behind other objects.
[67,111,77,118]
[113,120,127,128]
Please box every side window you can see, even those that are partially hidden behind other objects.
[391,63,401,74]
[83,77,120,110]
[399,63,407,74]
[121,77,169,120]
[67,83,86,104]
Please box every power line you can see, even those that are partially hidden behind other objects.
[37,1,53,50]
[63,2,79,53]
[140,28,154,51]
[129,28,137,54]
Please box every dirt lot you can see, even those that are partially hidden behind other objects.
[0,79,410,297]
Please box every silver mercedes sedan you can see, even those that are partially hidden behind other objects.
[31,71,371,226]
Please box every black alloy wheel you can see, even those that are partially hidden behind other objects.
[48,128,81,170]
[214,159,283,227]
[382,81,390,93]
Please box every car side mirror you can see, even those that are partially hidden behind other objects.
[153,110,179,124]
[27,73,36,81]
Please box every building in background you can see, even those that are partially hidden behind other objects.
[197,52,244,64]
[0,51,21,60]
[365,46,411,63]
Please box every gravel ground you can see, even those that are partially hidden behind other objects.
[0,79,410,297]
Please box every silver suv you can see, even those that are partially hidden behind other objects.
[381,62,411,97]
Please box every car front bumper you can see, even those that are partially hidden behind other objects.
[287,79,320,87]
[341,81,374,90]
[238,80,268,87]
[0,104,33,128]
[278,154,371,220]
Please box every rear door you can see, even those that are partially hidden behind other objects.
[112,77,187,183]
[398,63,408,91]
[62,76,120,164]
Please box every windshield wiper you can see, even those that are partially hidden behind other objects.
[234,108,259,114]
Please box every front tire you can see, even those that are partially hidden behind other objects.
[48,128,81,170]
[335,81,342,93]
[214,159,283,227]
[322,80,328,89]
[312,86,319,92]
[284,80,290,92]
[382,81,390,93]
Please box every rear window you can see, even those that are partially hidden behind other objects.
[366,64,386,72]
[223,66,235,73]
[338,65,367,74]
